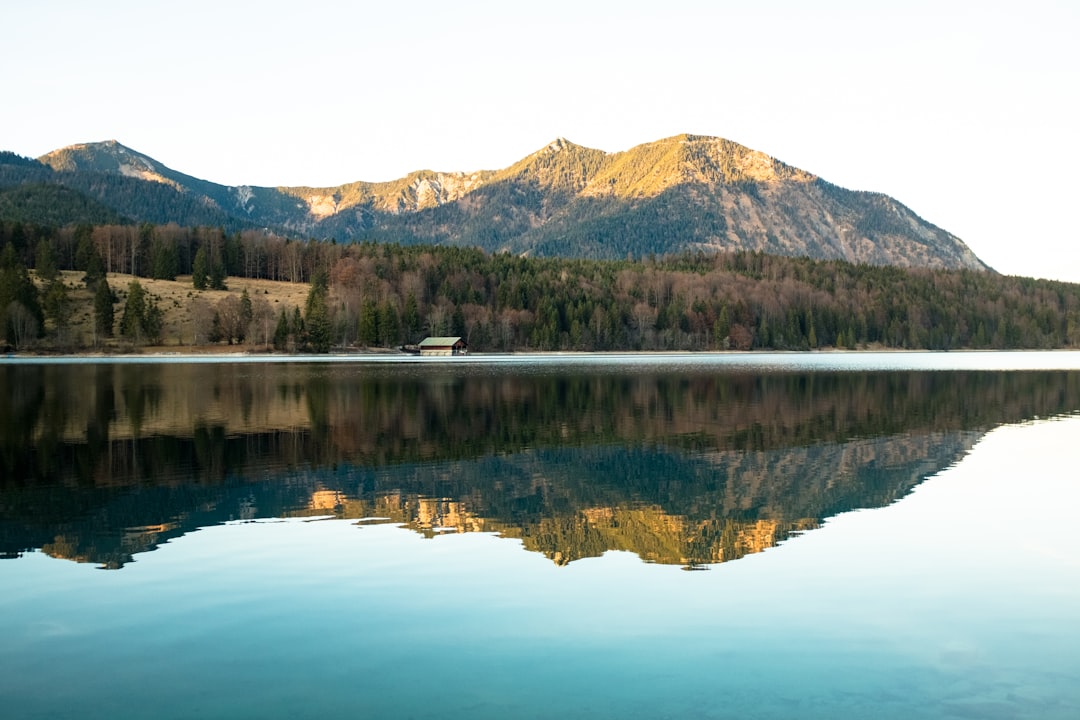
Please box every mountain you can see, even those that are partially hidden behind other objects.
[8,135,986,270]
[1,144,243,230]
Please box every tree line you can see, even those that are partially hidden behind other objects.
[2,219,1080,352]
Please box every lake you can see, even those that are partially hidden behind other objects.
[2,352,1080,719]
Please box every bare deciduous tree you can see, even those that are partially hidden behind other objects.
[216,295,244,345]
[190,298,215,345]
[6,301,38,350]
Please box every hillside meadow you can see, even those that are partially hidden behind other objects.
[32,271,311,353]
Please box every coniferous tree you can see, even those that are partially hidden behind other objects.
[76,234,105,288]
[207,238,227,290]
[43,279,73,341]
[192,245,209,290]
[402,292,421,342]
[134,223,153,277]
[1,242,44,346]
[273,308,290,351]
[239,288,253,334]
[35,239,58,281]
[292,306,303,343]
[378,301,401,347]
[93,279,115,339]
[121,280,147,343]
[358,297,378,347]
[7,223,27,259]
[143,298,163,344]
[304,271,331,352]
[452,304,466,337]
[150,237,179,280]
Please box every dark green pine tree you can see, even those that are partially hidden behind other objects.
[239,288,253,337]
[358,297,379,347]
[378,301,401,347]
[273,308,290,351]
[292,306,303,344]
[209,250,227,290]
[135,223,153,277]
[150,237,179,280]
[402,292,421,342]
[42,279,73,340]
[192,245,209,290]
[451,304,466,337]
[120,280,147,343]
[202,238,228,291]
[304,272,331,352]
[143,298,163,344]
[1,242,44,347]
[35,239,59,281]
[77,238,106,288]
[93,279,115,339]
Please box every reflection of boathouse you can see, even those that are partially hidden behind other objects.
[418,336,468,356]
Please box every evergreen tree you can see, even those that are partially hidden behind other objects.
[304,271,331,352]
[8,223,27,258]
[121,280,148,343]
[452,304,466,337]
[209,251,227,290]
[273,308,290,351]
[715,305,730,344]
[239,288,253,336]
[292,306,304,345]
[143,298,163,344]
[93,279,114,339]
[1,242,44,346]
[192,245,209,290]
[35,239,58,281]
[76,234,105,288]
[135,223,153,277]
[150,237,179,280]
[403,292,421,342]
[224,233,244,276]
[358,297,379,347]
[43,279,73,340]
[378,301,401,347]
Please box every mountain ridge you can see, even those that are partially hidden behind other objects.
[14,135,988,271]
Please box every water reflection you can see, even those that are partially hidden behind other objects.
[2,361,1078,568]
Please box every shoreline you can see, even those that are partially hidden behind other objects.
[5,348,1080,372]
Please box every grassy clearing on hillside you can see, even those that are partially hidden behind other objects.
[40,271,312,352]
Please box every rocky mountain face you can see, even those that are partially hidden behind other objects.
[21,135,987,270]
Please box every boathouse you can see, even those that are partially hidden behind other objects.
[418,336,468,356]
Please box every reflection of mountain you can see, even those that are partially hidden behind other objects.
[2,363,1078,568]
[331,432,979,566]
[2,432,976,569]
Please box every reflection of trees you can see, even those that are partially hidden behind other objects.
[7,365,1080,471]
[1,363,1079,568]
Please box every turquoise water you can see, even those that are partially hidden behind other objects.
[2,353,1080,718]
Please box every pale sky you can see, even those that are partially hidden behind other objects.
[2,0,1077,282]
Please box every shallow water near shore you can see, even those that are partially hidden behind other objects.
[2,352,1079,718]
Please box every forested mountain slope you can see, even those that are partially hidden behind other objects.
[0,136,987,270]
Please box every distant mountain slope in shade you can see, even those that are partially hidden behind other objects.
[22,135,987,270]
[0,183,123,226]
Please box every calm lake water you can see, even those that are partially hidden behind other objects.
[3,352,1080,719]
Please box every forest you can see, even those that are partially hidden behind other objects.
[2,219,1080,353]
